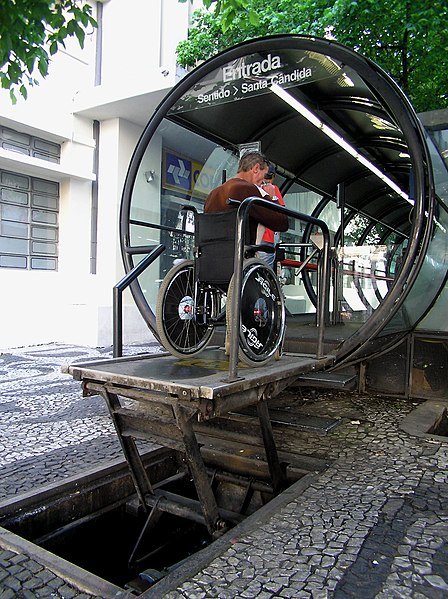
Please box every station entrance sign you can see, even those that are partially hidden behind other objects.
[169,49,336,115]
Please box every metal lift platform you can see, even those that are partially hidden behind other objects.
[65,347,334,548]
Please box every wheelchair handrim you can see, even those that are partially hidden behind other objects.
[238,262,286,363]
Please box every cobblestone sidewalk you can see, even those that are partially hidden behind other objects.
[161,394,448,599]
[0,342,158,599]
[0,344,447,598]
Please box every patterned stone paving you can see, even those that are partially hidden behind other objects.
[0,343,159,599]
[0,344,447,598]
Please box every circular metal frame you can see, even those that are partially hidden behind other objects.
[120,34,435,362]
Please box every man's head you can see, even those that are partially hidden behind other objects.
[237,151,270,185]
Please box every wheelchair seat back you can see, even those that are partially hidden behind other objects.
[195,209,241,286]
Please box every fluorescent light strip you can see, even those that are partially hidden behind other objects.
[270,82,412,204]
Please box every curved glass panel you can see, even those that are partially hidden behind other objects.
[128,119,238,312]
[277,182,322,314]
[381,132,448,335]
[336,215,399,323]
[413,133,448,331]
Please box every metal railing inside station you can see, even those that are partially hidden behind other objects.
[113,197,332,377]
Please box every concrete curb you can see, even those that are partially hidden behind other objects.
[400,399,448,440]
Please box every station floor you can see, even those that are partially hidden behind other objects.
[0,342,447,599]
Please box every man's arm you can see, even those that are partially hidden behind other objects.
[236,181,288,231]
[250,204,289,232]
[250,184,288,232]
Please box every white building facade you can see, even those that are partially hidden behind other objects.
[0,0,199,349]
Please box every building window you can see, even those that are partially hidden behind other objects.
[0,170,59,270]
[0,126,61,163]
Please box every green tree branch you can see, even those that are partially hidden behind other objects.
[0,0,96,103]
[178,0,448,112]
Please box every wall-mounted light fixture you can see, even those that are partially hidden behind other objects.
[144,170,156,183]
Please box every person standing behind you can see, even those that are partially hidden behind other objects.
[257,165,286,268]
[204,151,288,244]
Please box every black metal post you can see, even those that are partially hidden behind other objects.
[173,403,222,535]
[256,399,284,494]
[113,244,165,357]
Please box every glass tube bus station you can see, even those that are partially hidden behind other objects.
[118,35,448,399]
[61,34,448,566]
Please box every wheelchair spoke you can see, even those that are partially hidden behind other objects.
[156,260,215,358]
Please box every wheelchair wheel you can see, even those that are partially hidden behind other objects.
[227,258,286,367]
[156,260,216,358]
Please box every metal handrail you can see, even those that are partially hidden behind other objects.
[114,201,331,374]
[113,244,165,357]
[226,197,331,381]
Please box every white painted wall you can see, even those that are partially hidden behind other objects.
[0,0,195,350]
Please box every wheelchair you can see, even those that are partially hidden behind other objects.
[156,208,286,367]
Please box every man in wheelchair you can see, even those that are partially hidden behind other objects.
[204,151,288,244]
[156,151,288,367]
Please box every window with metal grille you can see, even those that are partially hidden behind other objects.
[0,126,61,163]
[0,170,59,270]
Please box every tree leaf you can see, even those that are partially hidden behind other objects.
[74,26,86,48]
[38,55,49,77]
[66,19,76,35]
[1,73,11,89]
[248,9,259,26]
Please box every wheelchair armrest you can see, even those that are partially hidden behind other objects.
[245,243,275,255]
